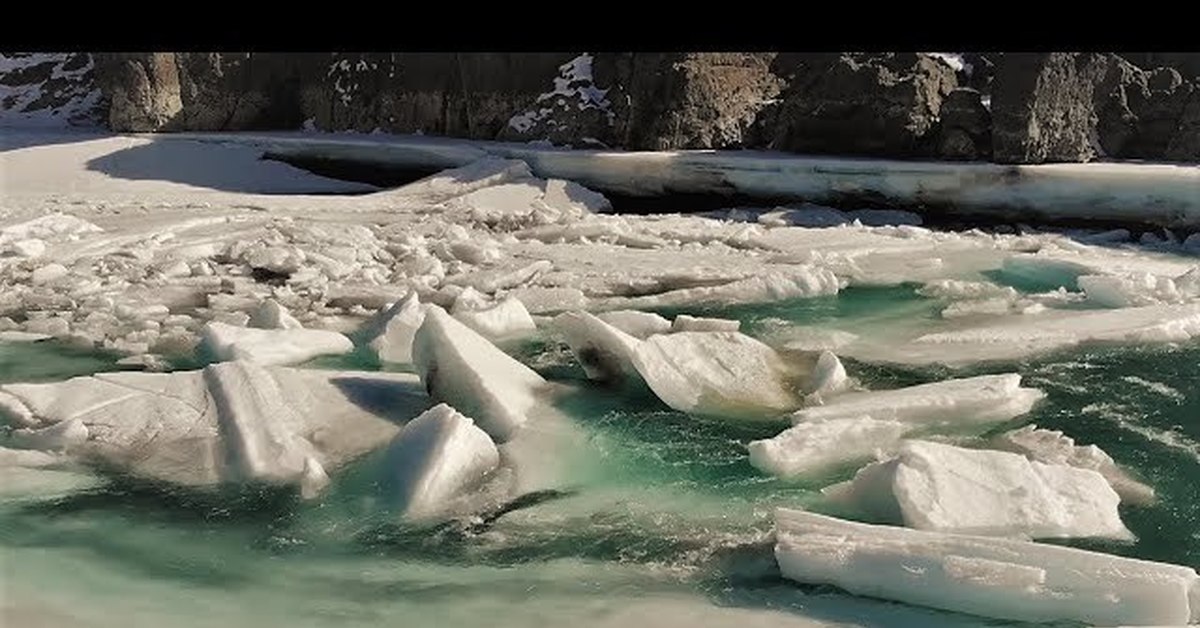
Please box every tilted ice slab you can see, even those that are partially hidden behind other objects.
[1079,267,1200,308]
[775,508,1200,626]
[671,314,740,333]
[991,424,1156,505]
[361,292,426,364]
[790,373,1044,428]
[749,416,909,480]
[824,440,1132,540]
[381,403,501,520]
[172,132,1200,228]
[451,290,537,341]
[630,331,802,420]
[200,321,353,366]
[750,374,1044,480]
[0,363,425,492]
[412,306,547,443]
[553,310,643,384]
[615,266,841,309]
[595,310,671,338]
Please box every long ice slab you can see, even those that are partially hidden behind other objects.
[775,508,1200,626]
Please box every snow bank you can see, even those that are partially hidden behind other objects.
[381,403,500,520]
[200,321,353,366]
[991,425,1156,505]
[775,508,1200,626]
[630,331,801,420]
[824,440,1132,540]
[411,306,546,442]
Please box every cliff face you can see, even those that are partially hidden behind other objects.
[11,51,1198,164]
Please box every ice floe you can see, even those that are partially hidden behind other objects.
[670,314,740,333]
[381,403,502,520]
[748,416,908,480]
[411,306,547,442]
[362,292,426,364]
[775,508,1200,626]
[595,310,671,338]
[823,440,1132,540]
[451,289,537,341]
[553,310,643,384]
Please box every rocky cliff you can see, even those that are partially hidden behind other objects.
[5,51,1197,164]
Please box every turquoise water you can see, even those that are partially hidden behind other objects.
[1,288,1198,627]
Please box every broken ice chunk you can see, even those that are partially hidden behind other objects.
[748,416,908,480]
[630,331,801,420]
[412,306,546,443]
[553,310,642,384]
[359,292,426,365]
[200,321,353,366]
[990,424,1156,505]
[823,440,1133,541]
[790,373,1044,428]
[248,299,303,330]
[382,403,501,520]
[9,419,88,452]
[595,310,671,338]
[775,508,1200,626]
[451,289,537,341]
[670,314,741,333]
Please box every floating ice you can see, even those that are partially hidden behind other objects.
[200,321,353,366]
[804,350,849,401]
[451,289,537,341]
[991,424,1156,505]
[790,374,1044,428]
[824,440,1132,540]
[382,403,501,520]
[749,416,908,480]
[248,299,303,330]
[412,306,547,442]
[0,365,425,492]
[618,267,841,309]
[554,310,643,384]
[595,310,671,338]
[671,314,740,333]
[362,292,426,364]
[630,331,801,420]
[775,508,1200,626]
[1079,267,1200,308]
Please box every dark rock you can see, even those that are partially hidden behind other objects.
[1120,53,1200,80]
[495,53,619,146]
[754,53,957,158]
[599,52,785,150]
[936,87,992,160]
[95,53,183,132]
[992,53,1111,164]
[961,53,997,94]
[1095,56,1198,161]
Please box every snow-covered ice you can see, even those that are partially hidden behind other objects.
[451,290,537,341]
[775,508,1200,626]
[381,403,501,520]
[823,440,1133,540]
[411,306,547,442]
[362,292,426,364]
[671,314,741,333]
[595,310,671,338]
[554,310,643,384]
[748,416,909,480]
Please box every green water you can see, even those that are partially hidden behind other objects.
[2,288,1198,627]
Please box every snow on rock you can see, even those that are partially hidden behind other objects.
[362,292,426,364]
[595,310,672,338]
[411,306,547,443]
[776,508,1200,626]
[630,331,802,420]
[790,374,1044,428]
[671,314,740,333]
[553,310,643,384]
[200,321,353,366]
[991,425,1156,505]
[0,365,425,492]
[1078,267,1200,308]
[381,402,501,520]
[749,416,909,480]
[506,53,615,136]
[451,288,537,341]
[823,440,1132,541]
[248,299,303,330]
[0,53,103,128]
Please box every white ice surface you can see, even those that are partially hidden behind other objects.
[630,332,801,420]
[748,416,908,480]
[824,440,1133,540]
[381,403,501,520]
[200,321,353,366]
[363,292,426,364]
[411,306,546,443]
[775,508,1200,626]
[451,292,537,341]
[671,314,740,333]
[595,310,671,338]
[991,424,1156,505]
